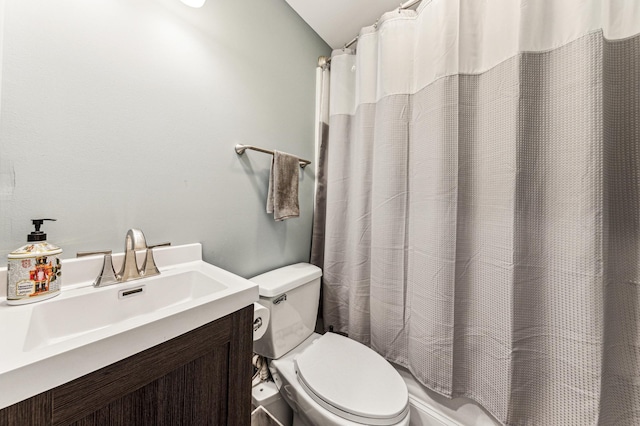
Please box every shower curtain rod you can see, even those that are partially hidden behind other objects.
[319,0,423,67]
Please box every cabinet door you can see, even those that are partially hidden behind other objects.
[68,345,231,426]
[0,392,51,426]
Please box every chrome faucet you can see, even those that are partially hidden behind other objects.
[119,229,147,282]
[77,229,170,287]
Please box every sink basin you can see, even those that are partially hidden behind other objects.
[23,269,228,352]
[0,243,258,410]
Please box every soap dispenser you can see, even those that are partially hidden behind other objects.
[6,219,63,305]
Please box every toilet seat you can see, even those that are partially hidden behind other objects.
[294,333,409,426]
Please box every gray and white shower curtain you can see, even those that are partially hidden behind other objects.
[315,0,640,424]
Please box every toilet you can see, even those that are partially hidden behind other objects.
[251,263,410,426]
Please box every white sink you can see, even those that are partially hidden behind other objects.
[23,269,228,352]
[0,243,258,410]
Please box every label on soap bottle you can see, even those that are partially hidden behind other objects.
[7,255,62,304]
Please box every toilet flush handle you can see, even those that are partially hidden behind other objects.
[253,317,263,332]
[273,294,287,305]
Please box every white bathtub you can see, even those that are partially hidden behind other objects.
[393,366,502,426]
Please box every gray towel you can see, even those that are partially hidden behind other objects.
[266,150,300,221]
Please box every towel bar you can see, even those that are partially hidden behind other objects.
[235,144,311,168]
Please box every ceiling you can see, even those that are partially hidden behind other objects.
[284,0,404,49]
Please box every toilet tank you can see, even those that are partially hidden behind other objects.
[251,263,322,359]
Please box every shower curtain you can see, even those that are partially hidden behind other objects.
[314,0,640,424]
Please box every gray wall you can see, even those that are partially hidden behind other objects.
[0,0,330,278]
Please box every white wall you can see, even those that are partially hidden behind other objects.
[0,0,4,115]
[0,0,330,278]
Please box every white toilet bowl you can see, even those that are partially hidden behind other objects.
[270,333,410,426]
[251,263,410,426]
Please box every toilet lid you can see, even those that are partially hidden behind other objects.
[294,333,409,425]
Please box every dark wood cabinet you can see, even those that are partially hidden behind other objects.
[0,305,253,426]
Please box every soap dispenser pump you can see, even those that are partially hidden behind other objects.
[7,219,63,305]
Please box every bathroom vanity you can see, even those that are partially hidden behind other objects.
[0,306,252,425]
[0,243,258,425]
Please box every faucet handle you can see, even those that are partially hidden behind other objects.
[142,242,171,277]
[147,242,171,249]
[77,250,119,287]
